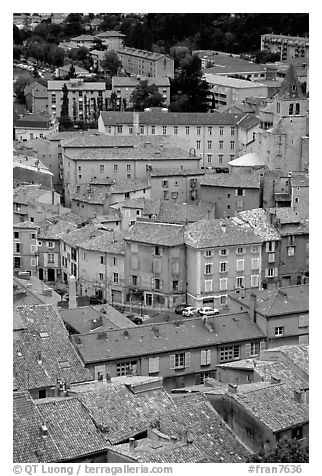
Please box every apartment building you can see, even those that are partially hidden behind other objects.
[204,74,268,109]
[47,79,110,120]
[117,47,174,79]
[61,134,199,206]
[149,168,205,204]
[77,231,126,304]
[184,217,263,309]
[96,30,125,50]
[69,35,99,50]
[98,110,243,168]
[229,285,309,347]
[124,221,186,309]
[237,209,281,289]
[70,312,265,392]
[203,54,267,81]
[14,113,59,141]
[13,222,39,275]
[261,34,309,64]
[112,76,171,107]
[199,173,261,218]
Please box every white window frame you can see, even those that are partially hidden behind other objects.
[219,261,228,273]
[204,279,213,292]
[251,258,260,270]
[275,326,284,336]
[236,276,244,289]
[219,278,228,291]
[236,259,245,271]
[200,349,211,366]
[251,274,259,288]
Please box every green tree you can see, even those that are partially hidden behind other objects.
[13,45,22,60]
[110,91,118,111]
[14,76,32,104]
[254,50,281,64]
[101,50,122,77]
[130,80,164,111]
[59,83,73,130]
[68,63,76,79]
[63,13,84,38]
[247,439,309,463]
[13,24,22,44]
[169,55,210,112]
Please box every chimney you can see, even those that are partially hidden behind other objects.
[51,189,55,206]
[129,438,137,450]
[40,424,49,437]
[228,383,238,393]
[249,292,257,323]
[133,111,139,135]
[221,221,227,233]
[270,375,281,384]
[68,275,77,309]
[37,351,42,364]
[294,389,304,403]
[202,316,214,333]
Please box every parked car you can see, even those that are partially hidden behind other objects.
[182,306,199,317]
[215,167,222,173]
[198,306,219,316]
[126,313,143,325]
[175,303,188,314]
[221,167,230,173]
[89,296,107,305]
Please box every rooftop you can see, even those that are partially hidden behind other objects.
[78,230,126,254]
[237,208,280,241]
[96,30,125,38]
[70,312,264,364]
[275,64,304,100]
[124,221,185,246]
[185,216,263,249]
[150,167,204,177]
[261,33,309,43]
[236,114,261,131]
[200,172,260,188]
[13,185,58,205]
[204,54,266,74]
[290,173,309,188]
[71,382,174,444]
[118,46,170,61]
[13,305,93,392]
[230,284,309,317]
[204,73,266,89]
[13,154,53,175]
[100,110,242,126]
[262,344,309,378]
[47,80,106,91]
[15,112,54,128]
[59,306,121,334]
[228,152,265,168]
[155,201,215,225]
[64,146,190,161]
[229,382,309,432]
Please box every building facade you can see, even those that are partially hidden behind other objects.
[261,34,309,64]
[13,222,39,275]
[117,47,174,79]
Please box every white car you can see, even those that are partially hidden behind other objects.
[182,306,199,317]
[198,306,219,316]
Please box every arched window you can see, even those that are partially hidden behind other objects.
[295,103,300,115]
[289,103,294,115]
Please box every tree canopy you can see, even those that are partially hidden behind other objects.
[130,80,165,111]
[101,50,122,76]
[169,55,210,112]
[247,439,309,463]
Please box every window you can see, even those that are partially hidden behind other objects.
[205,264,212,275]
[117,125,123,134]
[220,262,228,273]
[114,164,118,172]
[100,164,104,173]
[127,164,131,172]
[275,326,284,336]
[251,258,260,270]
[47,241,54,249]
[131,275,138,286]
[113,257,118,266]
[151,125,155,134]
[162,180,168,188]
[99,273,104,281]
[288,246,295,256]
[31,258,36,267]
[154,246,161,256]
[131,243,138,253]
[172,280,179,292]
[185,126,190,135]
[219,126,224,136]
[148,357,160,374]
[219,141,224,150]
[163,190,169,200]
[14,232,19,239]
[295,103,300,115]
[230,141,235,150]
[230,127,235,136]
[207,141,212,150]
[236,276,244,289]
[14,257,21,268]
[298,314,309,328]
[251,245,260,254]
[219,249,228,256]
[116,360,137,376]
[220,345,240,362]
[100,256,104,264]
[14,243,20,253]
[128,126,133,134]
[266,241,275,253]
[219,155,223,164]
[204,280,212,292]
[236,259,244,271]
[196,126,201,135]
[236,247,244,255]
[265,268,276,278]
[31,233,36,239]
[196,140,201,150]
[205,250,213,257]
[220,295,227,305]
[289,104,294,115]
[249,342,260,356]
[268,252,275,263]
[251,275,259,287]
[208,126,212,135]
[140,126,144,134]
[170,352,191,369]
[230,154,235,161]
[162,126,167,135]
[48,253,54,264]
[171,192,178,199]
[220,278,228,291]
[207,154,212,164]
[113,273,119,283]
[198,372,211,384]
[200,349,211,366]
